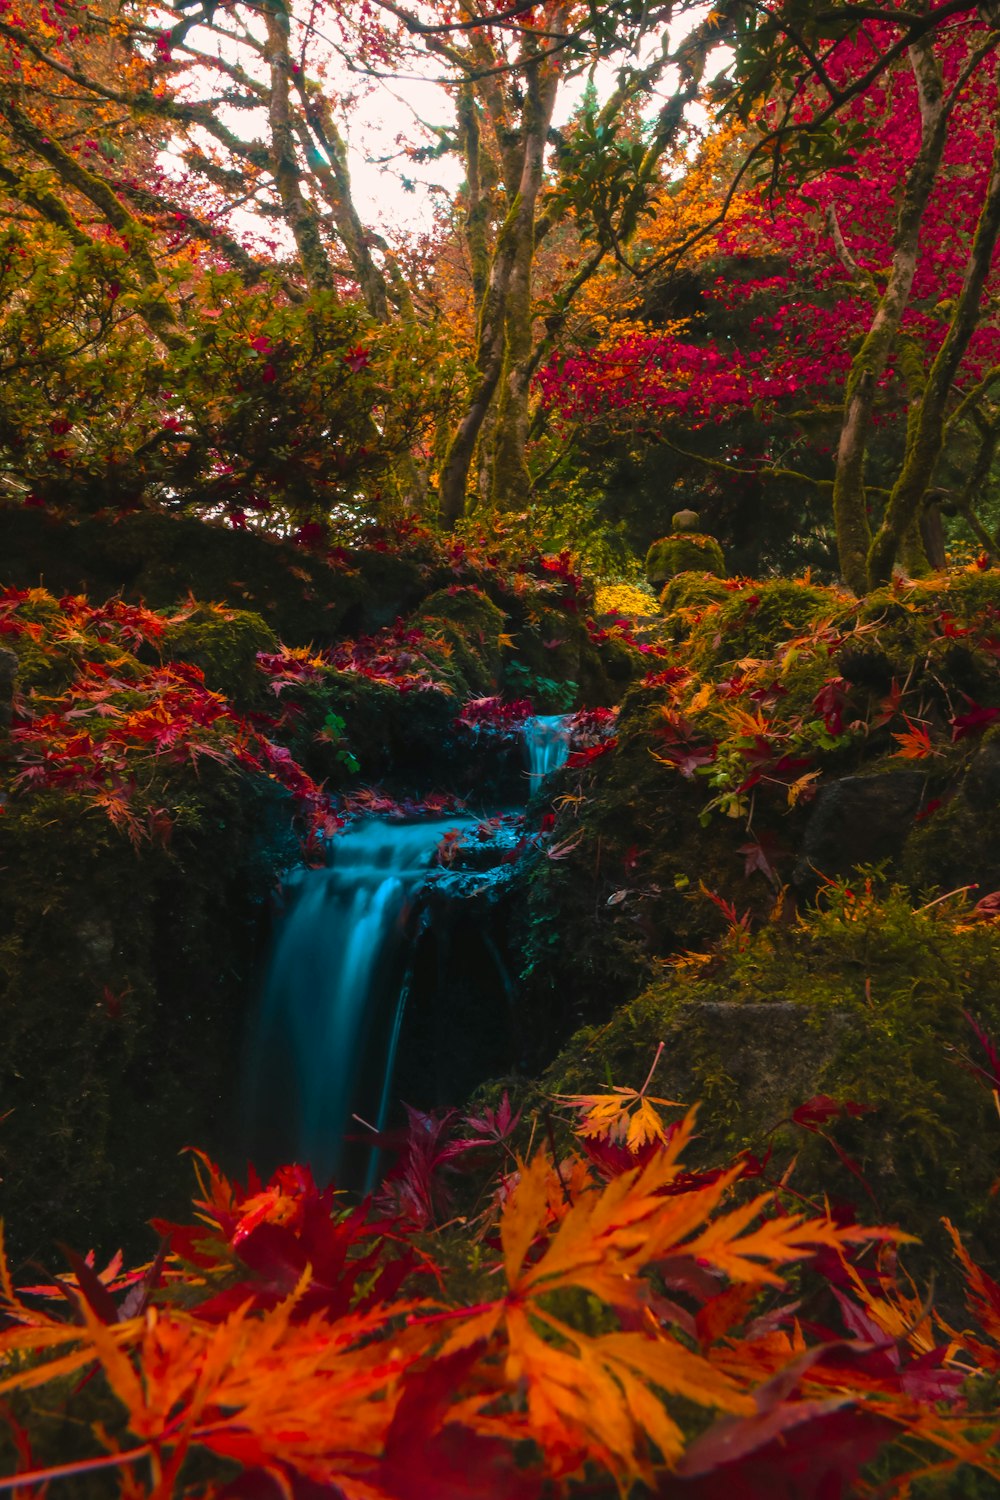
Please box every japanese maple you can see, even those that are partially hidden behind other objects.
[542,9,1000,587]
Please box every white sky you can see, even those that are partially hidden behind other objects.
[343,8,723,237]
[166,5,722,247]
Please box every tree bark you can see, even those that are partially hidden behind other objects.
[489,53,560,510]
[867,71,1000,584]
[831,39,947,593]
[263,4,334,294]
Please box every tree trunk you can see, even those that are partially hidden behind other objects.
[867,75,1000,584]
[263,6,333,294]
[439,41,559,526]
[831,39,947,592]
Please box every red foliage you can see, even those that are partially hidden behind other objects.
[2,589,331,847]
[5,1081,1000,1498]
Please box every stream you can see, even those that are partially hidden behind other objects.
[244,714,572,1185]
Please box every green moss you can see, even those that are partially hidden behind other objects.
[518,565,1000,1058]
[645,533,727,585]
[0,767,293,1263]
[409,585,505,697]
[544,882,1000,1270]
[684,578,851,675]
[503,658,577,713]
[0,507,372,647]
[162,603,277,705]
[658,572,731,620]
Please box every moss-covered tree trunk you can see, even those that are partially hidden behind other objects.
[262,7,335,295]
[868,68,1000,585]
[831,39,948,594]
[438,35,561,528]
[489,57,560,512]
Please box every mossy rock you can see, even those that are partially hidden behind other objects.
[516,566,1000,1050]
[645,532,726,587]
[845,571,1000,708]
[513,693,789,1062]
[901,728,1000,896]
[0,507,373,647]
[162,604,277,706]
[409,586,505,697]
[0,766,293,1263]
[509,605,638,711]
[684,578,852,676]
[285,668,459,786]
[543,883,1000,1274]
[658,572,731,624]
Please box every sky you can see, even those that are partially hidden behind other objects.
[165,3,723,250]
[341,6,723,238]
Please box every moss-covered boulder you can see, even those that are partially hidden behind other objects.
[0,770,292,1263]
[162,603,278,706]
[518,565,1000,1052]
[544,882,1000,1273]
[408,586,505,698]
[645,532,726,588]
[0,506,414,647]
[0,588,309,1257]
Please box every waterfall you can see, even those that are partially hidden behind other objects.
[246,714,574,1187]
[246,817,473,1185]
[524,713,573,792]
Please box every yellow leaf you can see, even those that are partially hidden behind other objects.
[786,768,821,808]
[687,681,715,715]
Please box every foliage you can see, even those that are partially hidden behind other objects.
[0,243,445,526]
[594,581,658,618]
[0,586,333,849]
[7,1082,1000,1498]
[540,9,1000,584]
[546,877,1000,1265]
[0,0,739,527]
[515,562,1000,1060]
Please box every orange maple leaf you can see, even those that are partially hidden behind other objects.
[891,716,937,759]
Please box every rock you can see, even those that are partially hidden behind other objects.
[645,532,726,589]
[0,646,16,728]
[656,1001,849,1118]
[671,508,701,532]
[162,605,277,706]
[796,771,926,886]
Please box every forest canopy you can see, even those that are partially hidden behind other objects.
[1,0,999,583]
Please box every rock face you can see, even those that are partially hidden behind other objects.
[542,884,1000,1275]
[0,512,649,1256]
[795,770,926,886]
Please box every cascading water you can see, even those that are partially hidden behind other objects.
[246,817,473,1185]
[247,718,576,1188]
[524,713,573,792]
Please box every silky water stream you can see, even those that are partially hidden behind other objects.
[245,715,573,1186]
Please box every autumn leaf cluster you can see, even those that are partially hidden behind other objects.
[3,1079,1000,1497]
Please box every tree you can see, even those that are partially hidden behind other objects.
[0,0,738,529]
[542,5,1000,587]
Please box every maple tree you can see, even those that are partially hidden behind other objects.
[0,0,753,530]
[542,3,1000,588]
